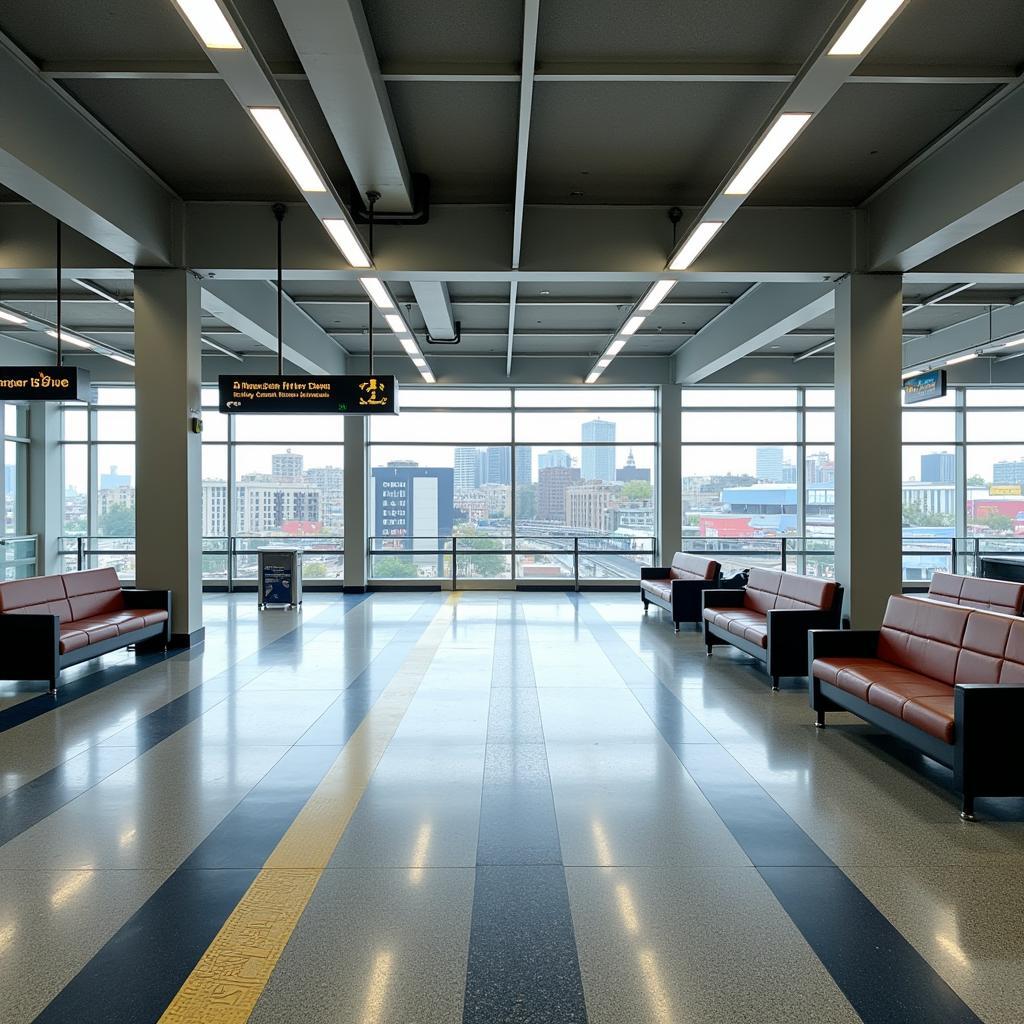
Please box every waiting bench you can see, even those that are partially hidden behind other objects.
[0,568,171,693]
[920,571,1024,615]
[810,594,1024,820]
[640,553,721,632]
[703,567,843,689]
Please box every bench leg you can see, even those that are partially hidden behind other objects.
[960,794,976,822]
[771,675,780,691]
[642,598,649,613]
[674,622,680,634]
[815,709,826,728]
[48,673,57,696]
[706,643,713,656]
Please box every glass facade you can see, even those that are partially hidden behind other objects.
[2,402,28,539]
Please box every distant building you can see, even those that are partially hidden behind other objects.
[921,452,955,484]
[305,466,344,530]
[370,466,454,573]
[538,449,572,471]
[485,446,511,486]
[537,466,580,521]
[272,450,304,481]
[755,447,785,483]
[98,485,135,516]
[202,479,229,536]
[454,447,482,492]
[902,482,955,517]
[582,419,615,481]
[805,451,835,485]
[100,465,131,490]
[994,459,1024,487]
[515,446,533,486]
[616,449,650,484]
[235,478,321,534]
[479,483,512,518]
[566,480,622,532]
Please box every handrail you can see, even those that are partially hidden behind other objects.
[0,534,38,579]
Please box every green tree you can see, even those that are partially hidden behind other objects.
[621,480,652,502]
[303,561,327,579]
[967,474,986,486]
[982,513,1014,532]
[902,504,954,528]
[98,504,135,537]
[373,555,417,578]
[453,525,506,577]
[516,484,537,519]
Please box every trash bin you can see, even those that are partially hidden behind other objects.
[258,548,303,609]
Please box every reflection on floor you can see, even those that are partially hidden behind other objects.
[1,592,1022,1023]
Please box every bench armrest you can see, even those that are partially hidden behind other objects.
[122,588,171,612]
[808,628,880,661]
[640,567,671,580]
[703,588,746,609]
[955,684,1024,796]
[0,612,59,681]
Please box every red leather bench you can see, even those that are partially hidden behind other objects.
[0,568,171,693]
[921,571,1024,615]
[810,594,1024,820]
[641,553,721,632]
[703,567,844,689]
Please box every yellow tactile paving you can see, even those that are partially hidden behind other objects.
[157,595,459,1024]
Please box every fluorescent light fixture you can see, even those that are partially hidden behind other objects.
[606,338,627,357]
[108,353,135,366]
[620,315,645,336]
[46,329,91,349]
[412,357,427,368]
[585,371,601,384]
[638,279,676,313]
[249,107,326,193]
[0,309,26,325]
[829,0,907,56]
[384,313,406,333]
[421,370,435,383]
[596,358,611,369]
[1003,336,1024,349]
[946,353,977,366]
[172,0,242,49]
[901,369,918,379]
[399,336,419,355]
[669,221,724,271]
[322,219,371,268]
[359,277,394,311]
[725,113,812,196]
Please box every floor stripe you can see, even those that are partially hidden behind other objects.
[463,600,588,1024]
[0,595,371,848]
[29,595,443,1024]
[154,594,459,1024]
[573,595,983,1024]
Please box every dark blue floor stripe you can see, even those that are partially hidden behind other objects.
[574,595,983,1024]
[463,602,588,1023]
[0,595,372,848]
[31,595,446,1024]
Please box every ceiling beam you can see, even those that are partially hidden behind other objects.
[511,1,541,270]
[271,0,413,213]
[675,283,835,383]
[200,280,347,375]
[409,281,456,340]
[902,297,1024,370]
[0,32,180,265]
[867,83,1024,271]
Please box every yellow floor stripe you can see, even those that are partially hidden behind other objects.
[158,595,459,1024]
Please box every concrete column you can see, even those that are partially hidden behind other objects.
[343,414,367,591]
[134,269,204,645]
[658,383,682,563]
[27,403,62,575]
[834,273,903,627]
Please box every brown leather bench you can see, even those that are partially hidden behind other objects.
[703,567,843,689]
[921,571,1024,615]
[810,594,1024,820]
[640,553,721,632]
[0,568,171,693]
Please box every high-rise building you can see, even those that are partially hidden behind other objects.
[537,466,580,521]
[272,450,304,481]
[233,479,321,533]
[100,465,131,489]
[454,447,482,492]
[484,446,511,485]
[805,451,835,485]
[616,449,650,484]
[756,447,785,483]
[921,452,955,484]
[993,459,1024,487]
[370,466,454,573]
[538,449,572,471]
[304,465,344,529]
[515,446,533,486]
[581,419,615,481]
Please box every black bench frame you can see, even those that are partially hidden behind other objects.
[640,565,721,632]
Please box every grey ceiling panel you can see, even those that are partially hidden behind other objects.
[526,81,786,204]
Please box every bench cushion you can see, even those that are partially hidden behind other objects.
[927,571,1024,616]
[902,695,955,743]
[58,628,91,654]
[0,574,75,623]
[62,568,125,620]
[669,553,719,581]
[744,568,782,614]
[642,580,672,601]
[877,595,970,685]
[742,568,836,614]
[707,608,769,648]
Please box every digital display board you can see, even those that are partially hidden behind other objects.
[903,369,947,405]
[0,365,91,402]
[219,374,399,415]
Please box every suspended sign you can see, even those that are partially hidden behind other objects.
[903,369,947,405]
[0,365,91,402]
[218,374,399,415]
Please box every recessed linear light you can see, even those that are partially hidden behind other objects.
[605,338,627,357]
[585,372,601,385]
[171,0,242,49]
[638,279,676,313]
[1003,336,1024,349]
[399,336,419,355]
[620,315,645,336]
[323,219,371,268]
[46,329,91,349]
[724,113,812,196]
[421,370,435,384]
[384,313,406,334]
[0,309,26,325]
[108,353,135,367]
[669,221,724,271]
[947,353,977,366]
[248,107,326,193]
[829,0,907,57]
[901,369,918,379]
[359,278,395,311]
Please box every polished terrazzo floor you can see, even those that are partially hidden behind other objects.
[1,591,1023,1023]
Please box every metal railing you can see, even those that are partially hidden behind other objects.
[368,534,656,589]
[1,535,38,580]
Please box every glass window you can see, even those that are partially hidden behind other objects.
[62,446,88,539]
[804,390,835,408]
[370,410,511,444]
[965,389,1024,407]
[96,409,135,441]
[516,388,656,409]
[517,410,654,445]
[4,405,16,436]
[401,388,511,408]
[967,411,1024,443]
[681,388,799,407]
[805,412,834,444]
[681,410,797,443]
[902,410,955,443]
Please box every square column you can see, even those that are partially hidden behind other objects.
[658,383,682,562]
[834,273,903,627]
[343,415,367,591]
[28,403,63,575]
[133,269,204,645]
